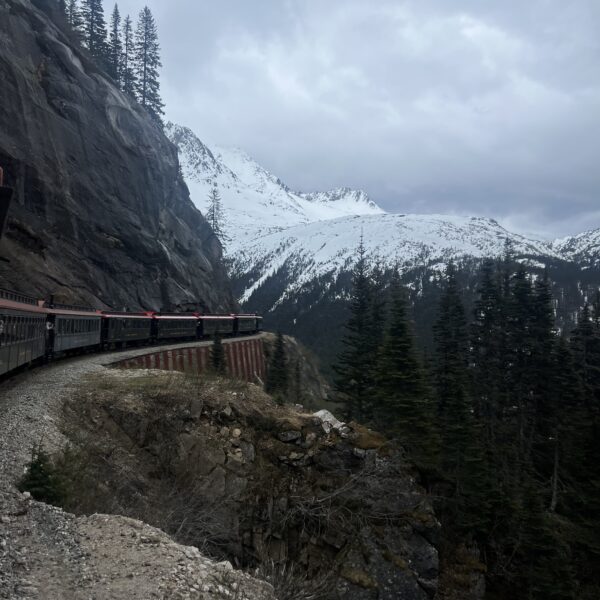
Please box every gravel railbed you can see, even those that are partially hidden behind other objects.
[0,335,272,600]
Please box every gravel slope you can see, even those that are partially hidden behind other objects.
[0,339,274,600]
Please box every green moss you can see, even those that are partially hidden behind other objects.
[340,567,378,589]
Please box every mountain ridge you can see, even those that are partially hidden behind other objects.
[166,121,600,315]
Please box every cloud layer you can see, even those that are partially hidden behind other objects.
[116,0,600,238]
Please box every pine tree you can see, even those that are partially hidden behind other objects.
[107,4,123,82]
[134,6,164,124]
[121,14,136,96]
[374,277,438,471]
[80,0,108,63]
[470,259,504,435]
[206,186,226,243]
[293,359,303,405]
[66,0,84,36]
[18,447,67,506]
[434,263,491,535]
[333,237,373,422]
[211,333,226,375]
[266,332,288,400]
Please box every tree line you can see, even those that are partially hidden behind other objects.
[55,0,164,124]
[334,241,600,599]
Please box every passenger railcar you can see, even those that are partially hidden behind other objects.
[48,304,102,354]
[235,315,259,335]
[0,290,47,376]
[101,312,153,349]
[153,313,199,341]
[199,315,235,337]
[0,281,264,380]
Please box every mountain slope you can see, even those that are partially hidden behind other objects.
[166,123,384,247]
[553,228,600,269]
[233,213,559,305]
[168,122,600,369]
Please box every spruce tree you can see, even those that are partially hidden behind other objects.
[66,0,84,36]
[434,263,491,535]
[121,14,136,96]
[206,186,226,243]
[266,332,288,400]
[80,0,108,63]
[211,333,226,375]
[293,359,303,405]
[374,277,438,471]
[333,237,373,422]
[18,448,67,506]
[107,4,123,83]
[470,259,504,435]
[134,6,165,124]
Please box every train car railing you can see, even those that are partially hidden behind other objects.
[50,302,98,313]
[0,288,38,306]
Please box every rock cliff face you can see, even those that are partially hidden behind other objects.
[0,0,233,311]
[62,369,440,599]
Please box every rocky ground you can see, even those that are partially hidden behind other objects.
[0,340,274,599]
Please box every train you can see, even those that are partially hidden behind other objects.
[0,287,263,378]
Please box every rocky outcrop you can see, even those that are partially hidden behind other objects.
[62,369,440,599]
[0,0,233,311]
[263,332,331,408]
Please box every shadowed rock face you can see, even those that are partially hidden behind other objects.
[0,0,234,311]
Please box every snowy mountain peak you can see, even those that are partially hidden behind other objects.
[167,122,385,248]
[301,188,384,215]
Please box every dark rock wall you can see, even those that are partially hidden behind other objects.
[0,0,234,311]
[64,373,440,599]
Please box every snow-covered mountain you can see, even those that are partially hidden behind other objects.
[166,123,383,247]
[167,121,600,322]
[234,214,561,304]
[553,228,600,268]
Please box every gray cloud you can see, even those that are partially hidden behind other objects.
[115,0,600,238]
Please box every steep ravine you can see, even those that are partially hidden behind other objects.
[58,368,440,599]
[0,0,233,311]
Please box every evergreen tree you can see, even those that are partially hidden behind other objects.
[434,263,491,535]
[293,359,303,405]
[333,237,373,422]
[80,0,108,63]
[206,186,226,243]
[210,333,226,375]
[18,447,67,506]
[107,4,123,82]
[516,481,577,600]
[374,277,438,471]
[571,304,600,408]
[266,332,288,399]
[134,6,165,124]
[121,14,136,96]
[470,259,504,435]
[66,0,84,36]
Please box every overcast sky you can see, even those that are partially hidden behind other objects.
[116,0,600,239]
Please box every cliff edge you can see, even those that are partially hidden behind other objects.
[0,0,233,311]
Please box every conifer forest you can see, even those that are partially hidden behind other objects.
[58,0,164,123]
[334,243,600,599]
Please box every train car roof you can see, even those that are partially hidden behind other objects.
[153,314,199,320]
[0,297,48,314]
[200,315,235,320]
[101,312,153,319]
[47,307,102,318]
